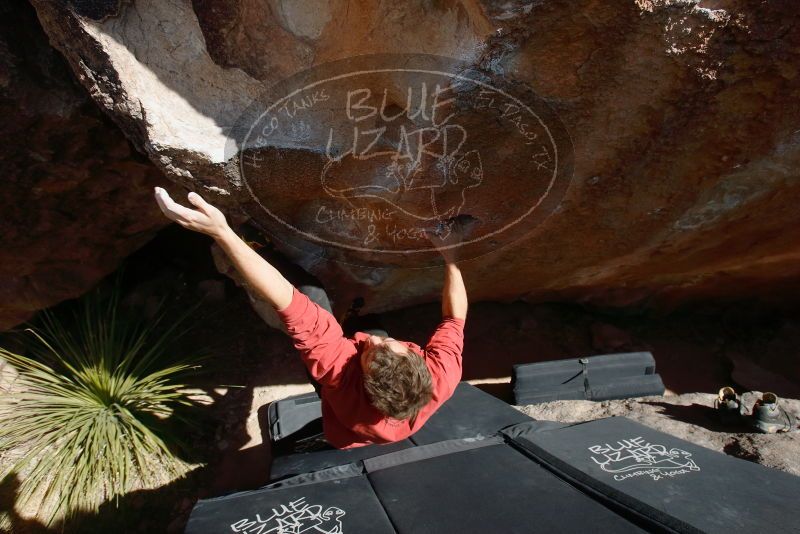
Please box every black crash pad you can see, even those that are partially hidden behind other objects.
[268,391,321,442]
[366,437,646,534]
[188,437,646,534]
[408,382,534,445]
[514,374,666,405]
[512,352,665,404]
[268,382,533,479]
[185,466,396,534]
[504,416,800,534]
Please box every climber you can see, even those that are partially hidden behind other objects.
[153,187,468,449]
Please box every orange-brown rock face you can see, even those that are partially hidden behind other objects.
[0,0,177,330]
[14,0,800,323]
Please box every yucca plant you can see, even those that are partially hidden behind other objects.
[0,268,208,525]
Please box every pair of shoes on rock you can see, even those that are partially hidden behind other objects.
[715,387,797,433]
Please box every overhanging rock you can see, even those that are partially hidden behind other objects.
[28,0,800,318]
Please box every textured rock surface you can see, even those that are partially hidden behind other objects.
[17,0,800,321]
[0,0,191,330]
[515,392,800,476]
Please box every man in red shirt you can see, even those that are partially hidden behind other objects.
[154,187,468,449]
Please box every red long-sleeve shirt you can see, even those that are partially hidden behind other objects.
[276,286,465,449]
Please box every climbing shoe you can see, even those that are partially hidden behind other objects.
[714,386,744,425]
[750,392,797,434]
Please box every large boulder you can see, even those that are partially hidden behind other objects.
[0,0,185,330]
[20,0,800,320]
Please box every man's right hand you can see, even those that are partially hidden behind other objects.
[426,214,480,265]
[154,187,230,240]
[427,230,459,265]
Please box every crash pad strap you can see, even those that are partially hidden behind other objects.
[262,462,365,490]
[579,357,591,399]
[364,436,503,473]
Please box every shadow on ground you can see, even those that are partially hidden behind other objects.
[640,401,752,433]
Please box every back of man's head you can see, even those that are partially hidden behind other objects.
[362,345,433,421]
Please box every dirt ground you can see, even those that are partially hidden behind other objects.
[2,226,799,532]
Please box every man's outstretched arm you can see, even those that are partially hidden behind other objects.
[154,186,354,385]
[424,261,467,400]
[153,186,293,310]
[215,226,294,311]
[442,263,467,320]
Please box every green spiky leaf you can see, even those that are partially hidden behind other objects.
[0,268,208,525]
